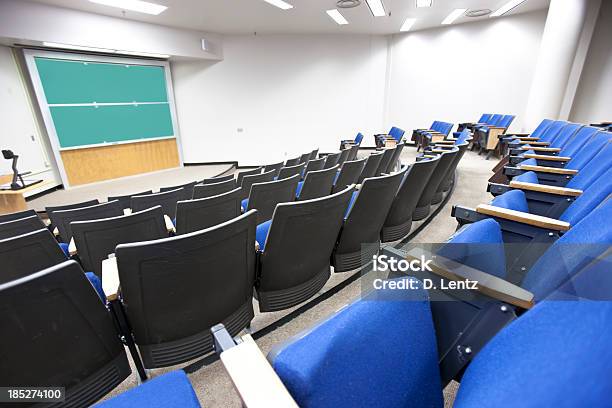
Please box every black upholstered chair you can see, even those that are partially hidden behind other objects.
[50,200,124,242]
[243,175,300,224]
[131,188,184,220]
[0,215,46,240]
[202,173,235,184]
[278,163,306,180]
[239,169,277,200]
[108,190,153,209]
[357,152,384,184]
[297,165,337,200]
[192,178,237,199]
[236,167,263,187]
[332,158,366,193]
[176,188,243,235]
[413,148,459,220]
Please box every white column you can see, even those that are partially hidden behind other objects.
[523,0,590,130]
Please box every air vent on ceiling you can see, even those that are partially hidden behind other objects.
[337,0,361,8]
[465,9,492,17]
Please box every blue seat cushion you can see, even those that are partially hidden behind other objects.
[521,149,535,156]
[85,272,106,302]
[514,171,539,184]
[295,181,304,198]
[256,220,272,250]
[560,167,612,224]
[491,190,529,213]
[241,198,249,211]
[58,242,70,258]
[437,219,507,279]
[454,301,612,408]
[344,190,358,219]
[333,170,340,185]
[95,370,200,407]
[270,279,442,408]
[519,158,537,167]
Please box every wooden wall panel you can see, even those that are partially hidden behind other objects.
[60,138,180,186]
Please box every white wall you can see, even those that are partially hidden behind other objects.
[0,45,50,177]
[172,34,388,165]
[385,10,547,133]
[570,0,612,124]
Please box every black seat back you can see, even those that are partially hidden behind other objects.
[236,167,263,187]
[346,144,360,161]
[358,152,384,183]
[0,260,131,406]
[202,173,234,184]
[304,158,325,176]
[264,162,284,178]
[71,206,167,278]
[116,211,257,368]
[298,152,311,164]
[278,162,306,180]
[0,215,46,240]
[0,228,66,284]
[131,188,184,219]
[434,142,469,199]
[336,148,350,167]
[298,165,338,200]
[257,186,354,312]
[108,190,153,209]
[248,174,300,224]
[0,209,38,223]
[374,147,395,176]
[385,143,405,173]
[193,178,237,199]
[176,188,242,234]
[46,199,100,215]
[413,148,459,220]
[323,152,342,169]
[284,157,301,167]
[332,158,366,193]
[308,148,319,161]
[160,181,198,200]
[240,169,277,199]
[382,156,440,242]
[51,200,124,242]
[334,169,406,271]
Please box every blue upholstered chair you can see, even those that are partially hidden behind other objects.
[473,114,515,159]
[339,132,364,150]
[265,275,612,408]
[95,370,201,407]
[375,126,405,147]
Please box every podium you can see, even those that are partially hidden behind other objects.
[0,180,50,215]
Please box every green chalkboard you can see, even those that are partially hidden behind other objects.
[34,57,175,149]
[50,104,174,148]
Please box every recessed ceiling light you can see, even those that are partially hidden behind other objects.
[88,0,167,15]
[262,0,293,10]
[416,0,432,7]
[441,8,467,25]
[365,0,386,17]
[400,18,417,31]
[42,42,115,53]
[326,9,349,25]
[491,0,528,17]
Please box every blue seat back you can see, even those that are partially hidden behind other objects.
[478,113,492,123]
[354,132,364,144]
[522,197,612,300]
[561,167,612,224]
[547,253,612,301]
[538,120,566,142]
[549,123,582,148]
[566,140,612,189]
[487,114,502,125]
[455,129,471,145]
[560,126,601,157]
[566,132,611,170]
[498,114,515,128]
[388,126,405,141]
[529,119,554,138]
[454,300,612,407]
[438,122,454,135]
[269,281,443,408]
[430,121,440,131]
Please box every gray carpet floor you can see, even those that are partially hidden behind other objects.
[91,147,496,407]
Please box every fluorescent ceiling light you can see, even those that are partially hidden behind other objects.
[89,0,167,15]
[416,0,432,7]
[43,42,169,58]
[365,0,386,17]
[400,18,417,32]
[43,42,115,53]
[326,9,349,25]
[441,8,467,25]
[491,0,528,17]
[262,0,293,10]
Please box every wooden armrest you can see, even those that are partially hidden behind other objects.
[423,154,436,158]
[518,141,549,146]
[220,334,298,408]
[523,154,571,162]
[507,133,530,137]
[434,140,455,145]
[164,214,176,233]
[521,146,561,152]
[476,204,570,231]
[516,137,539,141]
[68,237,77,256]
[403,248,534,309]
[509,181,582,196]
[519,164,578,175]
[430,149,448,153]
[102,254,120,301]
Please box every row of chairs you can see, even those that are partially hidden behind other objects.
[460,113,516,159]
[208,119,612,407]
[411,120,454,151]
[0,134,473,406]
